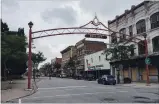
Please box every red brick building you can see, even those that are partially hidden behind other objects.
[51,57,62,74]
[75,38,106,75]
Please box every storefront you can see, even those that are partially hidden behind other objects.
[84,50,110,79]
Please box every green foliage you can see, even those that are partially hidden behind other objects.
[54,62,61,69]
[105,44,136,61]
[1,20,9,32]
[1,20,28,77]
[31,51,46,64]
[40,62,52,76]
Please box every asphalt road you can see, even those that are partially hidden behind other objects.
[13,77,159,103]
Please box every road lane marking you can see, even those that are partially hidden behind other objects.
[118,90,128,92]
[18,99,21,104]
[38,86,87,90]
[23,92,114,100]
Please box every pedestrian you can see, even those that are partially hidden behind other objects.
[8,68,13,84]
[49,74,51,80]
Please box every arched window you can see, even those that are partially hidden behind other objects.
[152,36,159,52]
[119,28,126,42]
[150,12,159,29]
[111,33,117,43]
[138,41,145,55]
[136,19,146,34]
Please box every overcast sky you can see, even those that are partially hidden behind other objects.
[2,0,143,67]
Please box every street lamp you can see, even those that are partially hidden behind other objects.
[28,21,33,89]
[142,33,150,86]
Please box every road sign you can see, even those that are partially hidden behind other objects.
[145,57,151,65]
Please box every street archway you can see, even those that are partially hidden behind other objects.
[27,16,148,89]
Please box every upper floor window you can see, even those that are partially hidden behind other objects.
[86,59,88,65]
[129,25,133,37]
[91,58,93,63]
[136,19,146,34]
[150,12,159,29]
[99,56,101,61]
[152,36,159,52]
[111,33,117,43]
[119,28,126,42]
[138,41,145,55]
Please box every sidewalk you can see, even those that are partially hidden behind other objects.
[1,77,40,103]
[119,82,159,88]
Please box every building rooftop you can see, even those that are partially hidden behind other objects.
[108,1,149,24]
[75,38,106,46]
[60,45,74,54]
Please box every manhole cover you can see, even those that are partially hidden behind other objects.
[133,96,150,100]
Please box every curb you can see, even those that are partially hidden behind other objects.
[4,78,41,103]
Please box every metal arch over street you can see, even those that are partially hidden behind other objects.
[27,15,150,89]
[31,16,143,42]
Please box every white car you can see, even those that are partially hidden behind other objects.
[60,74,67,78]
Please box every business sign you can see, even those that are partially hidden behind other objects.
[87,64,103,71]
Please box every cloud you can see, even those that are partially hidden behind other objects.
[41,6,77,25]
[2,0,144,66]
[79,0,142,19]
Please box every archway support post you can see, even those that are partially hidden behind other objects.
[143,34,150,86]
[28,22,33,89]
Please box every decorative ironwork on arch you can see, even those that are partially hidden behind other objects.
[31,16,143,43]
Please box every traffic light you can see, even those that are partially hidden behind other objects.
[85,33,107,39]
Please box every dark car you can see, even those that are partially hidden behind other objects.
[85,74,96,81]
[97,75,116,85]
[74,74,83,80]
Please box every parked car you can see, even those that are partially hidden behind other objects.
[56,74,61,77]
[74,74,83,80]
[97,75,116,85]
[85,74,96,81]
[60,73,67,78]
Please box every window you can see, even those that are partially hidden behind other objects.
[119,28,126,42]
[86,59,88,65]
[91,58,93,63]
[136,19,146,34]
[130,44,135,56]
[99,56,101,61]
[129,25,133,37]
[138,41,145,55]
[111,33,117,43]
[152,36,159,52]
[150,12,159,29]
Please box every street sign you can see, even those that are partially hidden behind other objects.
[145,57,151,65]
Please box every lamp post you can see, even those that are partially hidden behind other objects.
[143,33,150,85]
[28,21,33,89]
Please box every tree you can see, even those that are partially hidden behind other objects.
[104,44,136,61]
[1,20,9,32]
[31,51,46,67]
[1,20,28,79]
[39,62,52,76]
[54,62,61,70]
